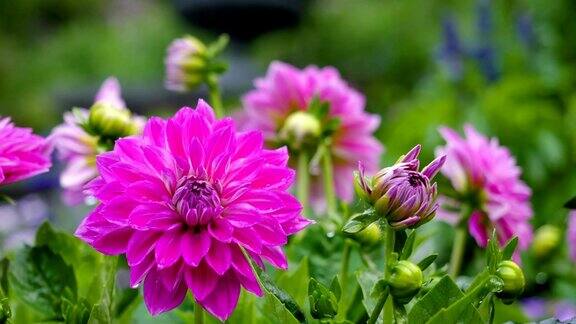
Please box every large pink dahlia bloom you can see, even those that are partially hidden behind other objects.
[0,117,52,185]
[436,124,533,251]
[76,100,311,320]
[242,62,384,213]
[51,77,130,204]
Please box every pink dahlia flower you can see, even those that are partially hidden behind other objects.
[242,61,384,212]
[436,124,533,251]
[76,100,311,319]
[0,118,52,185]
[51,77,137,205]
[568,211,576,262]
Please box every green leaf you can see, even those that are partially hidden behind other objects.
[9,246,77,319]
[276,257,309,309]
[308,278,338,320]
[0,194,15,205]
[258,271,306,323]
[88,303,111,324]
[370,279,388,298]
[228,290,256,324]
[342,209,378,234]
[501,237,518,260]
[61,297,90,324]
[330,276,342,301]
[207,34,229,57]
[35,222,108,298]
[417,254,437,271]
[400,231,416,260]
[486,230,501,273]
[114,288,139,318]
[0,258,9,296]
[356,269,383,324]
[424,299,483,324]
[408,276,463,323]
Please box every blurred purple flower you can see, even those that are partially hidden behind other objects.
[0,194,50,251]
[522,297,548,320]
[0,118,52,186]
[436,125,533,252]
[516,13,537,49]
[438,16,464,80]
[76,101,310,319]
[242,61,384,213]
[555,301,576,321]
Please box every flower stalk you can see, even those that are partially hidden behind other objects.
[321,142,338,217]
[207,78,224,118]
[297,152,310,216]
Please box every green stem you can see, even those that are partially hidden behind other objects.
[368,225,396,324]
[194,300,204,324]
[340,240,352,292]
[449,227,467,278]
[488,296,495,324]
[385,225,395,277]
[321,143,337,217]
[367,286,389,324]
[207,78,224,118]
[296,152,310,216]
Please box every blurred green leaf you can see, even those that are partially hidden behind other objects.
[342,209,378,234]
[417,254,438,271]
[9,246,77,319]
[408,276,463,323]
[501,237,518,261]
[356,269,383,324]
[400,231,416,260]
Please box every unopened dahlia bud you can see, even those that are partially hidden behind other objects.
[388,260,423,304]
[88,102,136,138]
[308,279,338,320]
[532,225,560,258]
[165,36,208,92]
[496,260,525,304]
[351,222,382,247]
[356,145,446,230]
[279,111,321,150]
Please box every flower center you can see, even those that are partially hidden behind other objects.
[173,177,222,226]
[407,173,426,187]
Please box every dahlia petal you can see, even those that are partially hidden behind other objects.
[233,227,262,253]
[468,211,489,247]
[129,204,180,230]
[155,230,184,268]
[208,217,233,242]
[237,271,263,297]
[182,231,211,266]
[251,165,295,190]
[206,241,232,275]
[130,253,155,287]
[185,261,218,301]
[200,271,241,321]
[126,231,161,266]
[233,131,263,159]
[260,245,288,269]
[92,227,133,255]
[143,268,188,315]
[223,205,262,228]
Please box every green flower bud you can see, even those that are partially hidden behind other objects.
[308,279,338,320]
[495,260,525,304]
[532,225,561,258]
[351,222,382,247]
[279,111,321,150]
[388,260,423,304]
[88,103,135,138]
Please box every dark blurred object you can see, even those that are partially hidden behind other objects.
[172,0,305,41]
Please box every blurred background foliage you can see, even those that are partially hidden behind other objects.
[2,0,576,321]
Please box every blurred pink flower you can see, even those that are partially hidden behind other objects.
[0,117,52,185]
[51,77,135,205]
[242,61,384,213]
[436,124,533,251]
[164,36,206,92]
[568,211,576,262]
[76,100,310,320]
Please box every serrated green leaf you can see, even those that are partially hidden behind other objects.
[400,231,416,260]
[408,276,464,323]
[88,303,110,324]
[417,254,437,271]
[501,237,518,260]
[9,246,77,319]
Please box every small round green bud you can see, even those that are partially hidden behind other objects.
[88,103,135,138]
[532,225,561,258]
[279,111,321,150]
[351,223,382,247]
[495,260,525,304]
[388,260,423,304]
